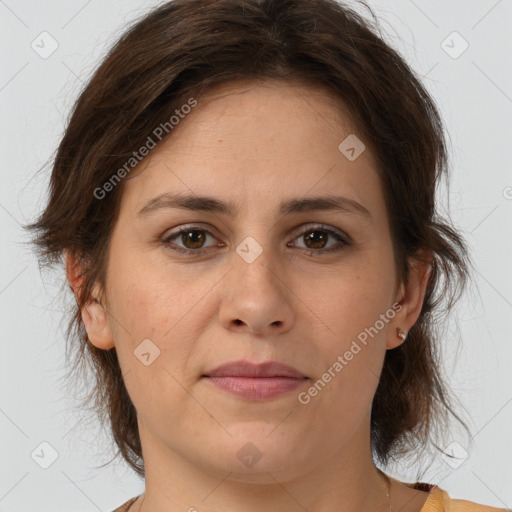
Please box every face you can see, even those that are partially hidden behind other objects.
[74,80,428,483]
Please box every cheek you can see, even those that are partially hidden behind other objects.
[105,256,204,426]
[301,256,395,400]
[299,288,389,436]
[107,247,191,336]
[308,262,395,345]
[105,248,217,377]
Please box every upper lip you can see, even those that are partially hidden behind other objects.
[204,360,307,378]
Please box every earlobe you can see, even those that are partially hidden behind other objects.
[386,324,408,350]
[387,250,433,350]
[65,250,115,350]
[81,300,115,350]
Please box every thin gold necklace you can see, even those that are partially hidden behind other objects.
[132,471,392,511]
[380,468,393,511]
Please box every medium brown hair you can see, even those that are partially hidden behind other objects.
[26,0,472,476]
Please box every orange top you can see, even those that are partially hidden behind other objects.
[112,484,511,511]
[418,485,509,512]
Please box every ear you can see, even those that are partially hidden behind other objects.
[387,249,434,350]
[65,250,115,350]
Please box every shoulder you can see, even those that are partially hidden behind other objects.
[419,485,510,512]
[447,493,510,512]
[111,496,138,512]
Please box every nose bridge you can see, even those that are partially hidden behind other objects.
[232,232,282,295]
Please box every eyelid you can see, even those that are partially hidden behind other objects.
[162,223,220,240]
[289,222,351,243]
[161,223,222,251]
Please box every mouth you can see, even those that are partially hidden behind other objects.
[202,360,308,401]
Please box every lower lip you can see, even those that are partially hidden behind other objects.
[203,376,307,401]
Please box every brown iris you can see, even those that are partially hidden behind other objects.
[303,230,328,249]
[181,230,206,249]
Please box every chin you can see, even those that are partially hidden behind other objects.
[201,429,310,481]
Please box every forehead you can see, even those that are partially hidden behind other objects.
[184,79,358,147]
[118,80,384,222]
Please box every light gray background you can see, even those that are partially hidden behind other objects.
[1,0,511,510]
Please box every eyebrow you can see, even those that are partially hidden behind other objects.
[137,193,372,220]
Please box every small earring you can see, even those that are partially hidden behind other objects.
[396,327,407,340]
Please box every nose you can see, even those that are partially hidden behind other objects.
[218,242,295,336]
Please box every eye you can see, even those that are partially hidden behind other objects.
[287,224,351,255]
[161,223,351,256]
[161,226,223,255]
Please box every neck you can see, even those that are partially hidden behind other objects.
[133,412,391,512]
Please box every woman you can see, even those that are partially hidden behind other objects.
[26,0,509,511]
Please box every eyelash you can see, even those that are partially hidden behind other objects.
[161,224,351,257]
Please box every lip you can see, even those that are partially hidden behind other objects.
[202,360,308,401]
[204,360,306,378]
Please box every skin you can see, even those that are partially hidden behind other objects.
[67,80,433,512]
